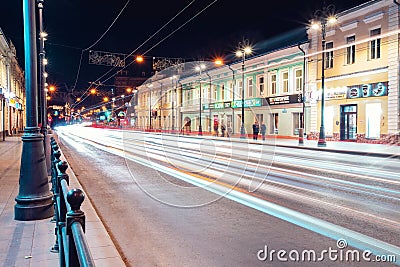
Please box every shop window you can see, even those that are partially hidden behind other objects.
[292,112,303,135]
[366,103,381,138]
[346,35,356,64]
[325,42,334,69]
[325,106,334,136]
[270,113,278,134]
[370,28,381,60]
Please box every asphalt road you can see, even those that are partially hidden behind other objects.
[57,125,399,266]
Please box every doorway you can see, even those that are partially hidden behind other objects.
[340,105,357,141]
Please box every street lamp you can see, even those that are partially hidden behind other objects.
[147,83,153,130]
[312,5,336,147]
[195,63,206,135]
[15,0,53,220]
[236,42,252,138]
[170,75,177,132]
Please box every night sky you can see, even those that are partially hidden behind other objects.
[1,0,371,93]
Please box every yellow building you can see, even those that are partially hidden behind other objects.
[308,0,398,143]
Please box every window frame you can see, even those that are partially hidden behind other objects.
[325,41,334,69]
[346,35,356,65]
[370,27,381,60]
[281,69,289,94]
[257,74,265,97]
[270,72,277,96]
[294,67,303,92]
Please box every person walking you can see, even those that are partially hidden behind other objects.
[260,121,267,141]
[252,121,260,140]
[221,123,226,137]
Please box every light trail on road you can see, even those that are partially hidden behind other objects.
[57,125,400,265]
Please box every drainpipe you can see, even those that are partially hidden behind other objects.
[298,42,307,145]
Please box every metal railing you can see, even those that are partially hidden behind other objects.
[50,136,95,267]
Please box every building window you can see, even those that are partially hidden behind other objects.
[346,35,356,64]
[282,70,289,93]
[238,80,243,99]
[221,84,225,101]
[229,81,234,100]
[325,42,334,69]
[294,68,303,92]
[247,78,253,98]
[270,73,277,95]
[213,85,217,101]
[370,28,381,59]
[257,75,265,96]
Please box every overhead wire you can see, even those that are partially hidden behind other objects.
[72,0,219,111]
[72,0,202,109]
[93,0,197,86]
[71,0,131,93]
[97,0,218,88]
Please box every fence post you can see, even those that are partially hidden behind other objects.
[66,188,85,266]
[57,161,69,267]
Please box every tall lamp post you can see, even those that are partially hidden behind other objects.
[195,64,206,135]
[205,71,212,133]
[236,42,252,138]
[312,5,336,147]
[15,0,53,220]
[228,64,235,135]
[147,83,153,130]
[170,75,177,133]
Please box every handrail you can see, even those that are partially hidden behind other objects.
[50,136,96,267]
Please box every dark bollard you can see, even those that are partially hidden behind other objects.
[66,189,86,265]
[298,128,304,146]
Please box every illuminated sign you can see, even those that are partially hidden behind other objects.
[203,101,231,110]
[347,82,388,99]
[266,94,302,105]
[231,98,262,108]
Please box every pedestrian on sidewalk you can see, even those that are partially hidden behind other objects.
[260,121,266,141]
[221,123,226,137]
[252,121,259,140]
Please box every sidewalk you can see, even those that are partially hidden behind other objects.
[0,136,125,267]
[170,130,400,158]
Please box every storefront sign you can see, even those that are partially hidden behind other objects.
[204,101,232,110]
[266,94,302,105]
[231,98,262,108]
[347,82,388,99]
[326,87,347,100]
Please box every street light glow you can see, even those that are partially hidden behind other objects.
[244,46,252,54]
[136,55,144,63]
[103,97,109,102]
[90,88,96,94]
[328,16,337,25]
[48,85,56,92]
[214,59,223,65]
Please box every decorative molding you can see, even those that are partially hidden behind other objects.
[340,21,358,32]
[363,11,384,24]
[326,29,336,37]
